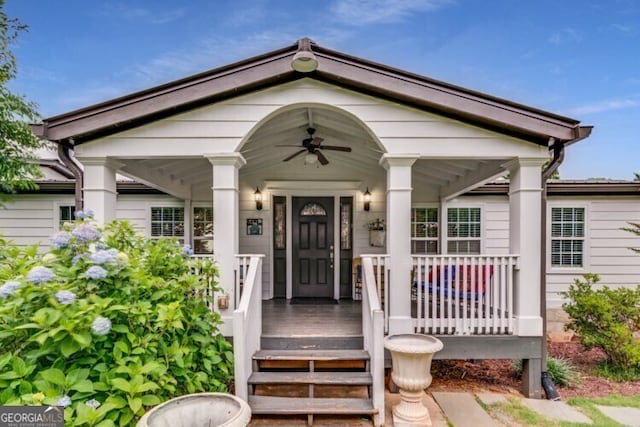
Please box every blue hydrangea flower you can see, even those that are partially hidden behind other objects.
[27,266,54,284]
[183,244,194,256]
[57,395,71,407]
[85,266,107,280]
[91,316,112,335]
[89,249,118,265]
[56,290,76,305]
[72,254,83,265]
[72,223,100,243]
[86,399,101,409]
[50,232,71,249]
[0,281,20,298]
[74,209,95,220]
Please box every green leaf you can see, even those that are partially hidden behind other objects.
[18,381,32,395]
[71,332,92,348]
[10,357,27,377]
[140,395,161,406]
[60,336,81,358]
[70,379,93,393]
[110,378,131,393]
[119,408,134,427]
[32,308,61,326]
[39,368,66,386]
[104,395,127,409]
[111,324,129,334]
[0,353,12,371]
[128,396,142,414]
[137,381,159,393]
[95,420,116,427]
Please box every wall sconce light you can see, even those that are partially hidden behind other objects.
[363,187,371,211]
[217,293,229,310]
[254,187,263,211]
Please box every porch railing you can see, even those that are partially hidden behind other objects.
[233,255,264,401]
[360,255,390,333]
[412,255,518,335]
[360,256,385,426]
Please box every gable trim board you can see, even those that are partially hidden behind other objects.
[33,39,591,147]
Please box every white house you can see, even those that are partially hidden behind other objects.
[7,38,635,424]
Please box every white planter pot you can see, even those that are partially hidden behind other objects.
[136,393,251,427]
[369,230,385,247]
[384,334,443,426]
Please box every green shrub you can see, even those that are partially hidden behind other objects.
[561,274,640,373]
[0,211,233,426]
[512,357,579,387]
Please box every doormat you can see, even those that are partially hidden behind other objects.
[290,297,338,305]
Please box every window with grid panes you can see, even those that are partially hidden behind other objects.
[411,207,438,254]
[193,207,213,254]
[447,207,481,254]
[150,207,184,240]
[551,207,584,267]
[59,205,74,229]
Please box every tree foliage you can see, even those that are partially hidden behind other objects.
[0,1,44,204]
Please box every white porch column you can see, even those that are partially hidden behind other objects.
[208,153,246,334]
[380,154,418,335]
[506,158,545,336]
[80,158,122,224]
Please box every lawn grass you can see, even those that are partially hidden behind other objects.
[484,395,640,427]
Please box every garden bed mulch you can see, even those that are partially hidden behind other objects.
[427,340,640,399]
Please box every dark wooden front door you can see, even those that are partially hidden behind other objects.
[292,197,334,298]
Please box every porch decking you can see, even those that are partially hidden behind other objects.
[262,299,362,338]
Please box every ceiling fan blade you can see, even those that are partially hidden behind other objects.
[310,136,324,146]
[316,150,329,165]
[283,149,306,162]
[320,145,351,152]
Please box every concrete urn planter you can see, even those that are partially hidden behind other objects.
[384,334,443,426]
[136,393,251,427]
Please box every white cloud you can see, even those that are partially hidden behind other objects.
[566,98,640,115]
[548,28,582,45]
[330,0,451,25]
[98,3,185,24]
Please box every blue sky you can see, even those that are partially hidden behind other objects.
[5,0,640,179]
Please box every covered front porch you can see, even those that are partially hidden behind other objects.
[35,39,592,426]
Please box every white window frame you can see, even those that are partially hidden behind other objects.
[54,201,76,232]
[547,203,589,272]
[443,203,484,255]
[410,204,439,254]
[147,204,185,241]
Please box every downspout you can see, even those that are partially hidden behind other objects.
[57,142,84,212]
[539,125,592,400]
[540,137,563,400]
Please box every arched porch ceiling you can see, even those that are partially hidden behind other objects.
[239,107,383,182]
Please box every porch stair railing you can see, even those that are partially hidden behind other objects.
[360,256,386,426]
[233,255,264,401]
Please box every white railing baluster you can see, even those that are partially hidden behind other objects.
[408,254,518,336]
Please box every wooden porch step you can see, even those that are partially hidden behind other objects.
[261,335,364,350]
[249,371,372,386]
[253,349,369,362]
[248,395,377,416]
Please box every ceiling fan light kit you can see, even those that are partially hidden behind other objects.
[279,127,352,166]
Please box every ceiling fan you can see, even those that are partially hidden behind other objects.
[278,127,351,165]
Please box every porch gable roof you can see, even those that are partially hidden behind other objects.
[34,38,591,147]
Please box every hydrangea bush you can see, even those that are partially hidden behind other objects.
[0,211,232,426]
